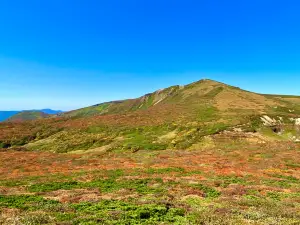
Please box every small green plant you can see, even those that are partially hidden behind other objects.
[262,179,292,188]
[0,141,11,148]
[216,175,248,188]
[71,200,186,224]
[29,181,79,192]
[267,192,281,201]
[190,183,221,198]
[271,174,298,183]
[28,178,165,195]
[286,162,300,168]
[146,167,185,174]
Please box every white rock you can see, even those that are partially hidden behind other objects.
[233,128,243,132]
[261,115,277,126]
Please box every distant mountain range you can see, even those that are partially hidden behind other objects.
[0,109,63,122]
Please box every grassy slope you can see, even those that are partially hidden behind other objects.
[63,84,181,118]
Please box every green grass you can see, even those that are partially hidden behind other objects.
[70,200,186,224]
[28,178,166,195]
[146,167,185,174]
[197,106,218,122]
[140,94,154,109]
[271,105,300,115]
[1,164,300,224]
[25,125,179,153]
[204,86,224,98]
[189,183,221,198]
[286,162,300,168]
[26,130,115,153]
[66,103,112,118]
[0,141,11,148]
[173,123,229,149]
[259,127,285,140]
[262,179,293,189]
[0,179,27,187]
[214,175,249,188]
[271,174,299,183]
[0,195,61,210]
[0,195,186,224]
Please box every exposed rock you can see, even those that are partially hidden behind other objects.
[233,128,243,132]
[261,116,277,126]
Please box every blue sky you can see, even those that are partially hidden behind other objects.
[0,0,300,110]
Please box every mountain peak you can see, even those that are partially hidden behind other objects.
[190,78,226,86]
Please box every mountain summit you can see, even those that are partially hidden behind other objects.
[64,79,299,122]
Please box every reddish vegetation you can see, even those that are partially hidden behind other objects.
[0,150,142,180]
[1,141,299,181]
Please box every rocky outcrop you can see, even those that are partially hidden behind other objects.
[261,116,278,126]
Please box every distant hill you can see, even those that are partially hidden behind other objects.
[6,111,50,122]
[0,109,63,122]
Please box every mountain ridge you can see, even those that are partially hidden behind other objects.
[62,79,300,119]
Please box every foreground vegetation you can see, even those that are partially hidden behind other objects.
[0,138,299,224]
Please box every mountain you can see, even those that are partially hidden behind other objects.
[6,111,50,122]
[0,79,299,152]
[0,109,63,122]
[64,79,300,120]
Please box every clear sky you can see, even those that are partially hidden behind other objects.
[0,0,300,111]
